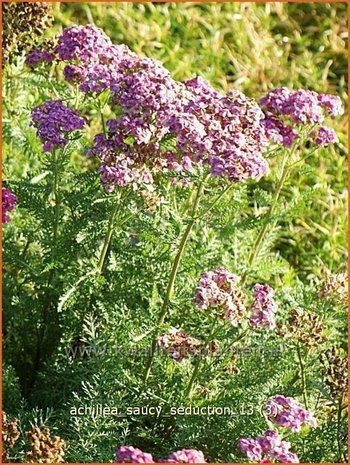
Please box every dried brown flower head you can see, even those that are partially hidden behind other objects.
[2,2,53,65]
[318,271,348,307]
[2,411,20,462]
[157,327,202,361]
[26,426,65,463]
[276,308,326,349]
[319,346,348,399]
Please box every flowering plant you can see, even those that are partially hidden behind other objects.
[2,5,347,463]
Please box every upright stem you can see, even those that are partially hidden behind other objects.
[143,178,208,383]
[185,319,217,398]
[97,196,120,274]
[296,344,308,409]
[52,151,60,247]
[241,145,295,285]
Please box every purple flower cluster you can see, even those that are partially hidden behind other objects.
[31,100,86,152]
[25,49,54,67]
[313,125,338,146]
[87,56,185,189]
[115,446,206,463]
[194,267,246,326]
[29,25,270,188]
[249,284,277,330]
[166,77,269,182]
[239,430,299,463]
[55,25,137,94]
[2,187,17,223]
[116,446,153,463]
[260,87,343,147]
[266,395,317,432]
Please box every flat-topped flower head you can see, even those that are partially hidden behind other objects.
[266,395,317,432]
[239,430,299,463]
[166,76,269,182]
[55,24,113,62]
[249,283,277,330]
[31,100,86,152]
[260,87,343,148]
[166,448,206,463]
[195,267,247,326]
[115,446,154,463]
[2,187,17,223]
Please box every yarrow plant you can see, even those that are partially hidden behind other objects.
[2,187,17,223]
[3,16,346,463]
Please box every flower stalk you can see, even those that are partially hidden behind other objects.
[143,176,208,382]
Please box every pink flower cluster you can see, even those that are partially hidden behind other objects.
[249,284,277,330]
[31,100,86,152]
[194,267,246,326]
[116,446,153,463]
[195,268,277,331]
[28,25,269,189]
[266,395,317,432]
[115,446,206,463]
[239,430,299,463]
[2,187,17,223]
[260,87,343,147]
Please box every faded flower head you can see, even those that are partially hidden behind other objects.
[249,283,277,330]
[239,429,299,463]
[318,271,348,307]
[276,308,326,349]
[319,346,348,398]
[2,411,20,462]
[157,328,201,361]
[260,87,343,147]
[26,426,65,463]
[166,448,206,463]
[195,267,247,326]
[2,187,17,223]
[266,395,317,432]
[31,100,86,152]
[115,446,154,463]
[2,2,53,66]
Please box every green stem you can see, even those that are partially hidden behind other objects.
[143,177,208,383]
[196,183,233,219]
[185,319,217,398]
[97,195,120,274]
[296,344,308,409]
[241,144,296,285]
[52,151,60,247]
[204,327,250,375]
